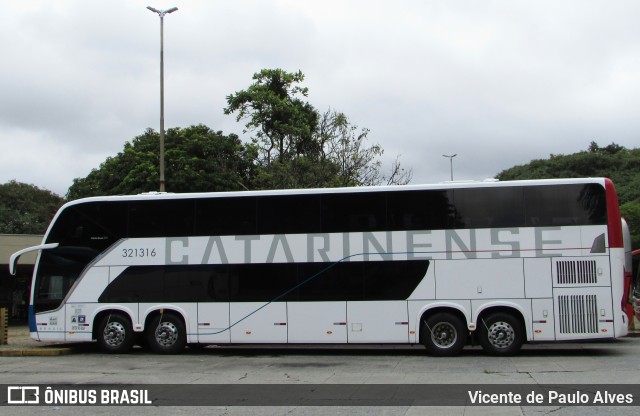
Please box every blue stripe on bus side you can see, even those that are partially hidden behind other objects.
[28,304,37,332]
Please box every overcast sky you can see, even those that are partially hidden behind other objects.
[1,0,639,196]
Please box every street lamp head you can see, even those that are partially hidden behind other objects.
[147,6,178,16]
[442,154,457,181]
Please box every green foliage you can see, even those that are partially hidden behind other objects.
[225,69,412,189]
[0,181,65,234]
[496,142,640,249]
[67,125,256,199]
[224,69,319,164]
[251,158,342,190]
[497,143,640,204]
[621,203,640,250]
[68,68,411,198]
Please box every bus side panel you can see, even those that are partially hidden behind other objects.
[287,302,347,343]
[64,303,94,341]
[33,310,66,341]
[406,264,436,300]
[229,302,287,343]
[66,266,110,303]
[346,301,409,343]
[435,258,524,300]
[531,298,556,341]
[197,302,231,343]
[524,258,553,298]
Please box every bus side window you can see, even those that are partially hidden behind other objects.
[129,200,195,237]
[322,193,386,233]
[208,269,231,301]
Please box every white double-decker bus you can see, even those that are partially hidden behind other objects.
[10,178,629,356]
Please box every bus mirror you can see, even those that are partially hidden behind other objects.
[9,243,59,276]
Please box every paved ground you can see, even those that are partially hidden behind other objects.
[2,320,640,415]
[4,321,640,355]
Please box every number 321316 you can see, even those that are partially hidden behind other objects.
[122,248,157,258]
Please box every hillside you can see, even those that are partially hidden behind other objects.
[496,142,640,249]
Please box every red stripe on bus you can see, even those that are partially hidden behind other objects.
[605,178,623,248]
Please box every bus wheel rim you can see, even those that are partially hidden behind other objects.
[430,322,457,348]
[104,322,126,347]
[155,321,179,347]
[487,321,515,348]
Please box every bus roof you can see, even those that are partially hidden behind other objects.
[61,177,610,208]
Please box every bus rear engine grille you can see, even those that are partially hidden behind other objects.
[556,260,597,285]
[558,294,598,334]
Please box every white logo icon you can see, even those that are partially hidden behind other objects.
[7,386,40,404]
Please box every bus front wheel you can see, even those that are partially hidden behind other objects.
[421,312,467,356]
[97,313,134,354]
[478,312,524,356]
[146,313,187,354]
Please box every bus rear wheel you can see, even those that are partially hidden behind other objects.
[97,313,134,354]
[478,312,524,356]
[147,313,186,354]
[421,312,467,356]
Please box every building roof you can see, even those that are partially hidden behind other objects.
[0,235,44,265]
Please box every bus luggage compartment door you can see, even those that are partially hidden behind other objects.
[287,301,347,343]
[229,302,288,343]
[197,303,231,343]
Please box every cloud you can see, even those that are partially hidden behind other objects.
[2,0,640,195]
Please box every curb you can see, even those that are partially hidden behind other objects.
[0,346,75,357]
[1,325,79,356]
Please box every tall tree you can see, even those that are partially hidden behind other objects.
[0,181,64,234]
[225,69,319,164]
[67,125,256,199]
[225,69,412,189]
[317,109,412,186]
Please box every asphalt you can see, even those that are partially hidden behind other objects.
[2,318,640,357]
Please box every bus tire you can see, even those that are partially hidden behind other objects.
[97,313,134,354]
[478,312,524,356]
[147,313,187,354]
[421,312,467,356]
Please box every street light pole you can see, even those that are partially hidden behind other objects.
[147,6,178,192]
[442,154,457,181]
